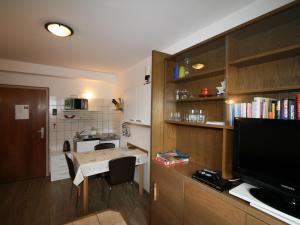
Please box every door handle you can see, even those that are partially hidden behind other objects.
[153,182,158,201]
[37,127,45,139]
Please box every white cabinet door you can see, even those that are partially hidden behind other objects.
[124,88,137,123]
[76,140,99,152]
[136,84,151,125]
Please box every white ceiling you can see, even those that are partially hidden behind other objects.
[0,0,254,74]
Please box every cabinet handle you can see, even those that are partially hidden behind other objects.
[153,182,158,201]
[136,119,142,122]
[129,119,134,121]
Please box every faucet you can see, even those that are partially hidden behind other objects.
[75,129,87,138]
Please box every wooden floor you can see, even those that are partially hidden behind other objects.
[0,177,149,225]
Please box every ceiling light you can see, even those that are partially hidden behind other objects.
[45,23,73,37]
[192,63,205,70]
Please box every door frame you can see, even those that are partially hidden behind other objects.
[0,84,49,176]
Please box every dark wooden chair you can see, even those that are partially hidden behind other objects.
[105,156,136,207]
[94,143,115,150]
[65,153,80,204]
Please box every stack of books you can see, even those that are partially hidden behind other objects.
[229,95,300,125]
[155,149,189,166]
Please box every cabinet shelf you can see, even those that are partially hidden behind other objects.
[167,67,225,84]
[229,44,300,67]
[228,85,300,95]
[165,120,232,130]
[170,96,226,103]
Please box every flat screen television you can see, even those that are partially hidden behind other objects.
[233,118,300,218]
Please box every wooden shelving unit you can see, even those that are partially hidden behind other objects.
[228,85,300,95]
[150,4,299,225]
[229,44,300,67]
[168,96,226,103]
[167,67,225,83]
[164,120,232,130]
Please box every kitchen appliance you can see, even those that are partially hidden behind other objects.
[63,140,70,152]
[64,98,88,110]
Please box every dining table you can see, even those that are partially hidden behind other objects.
[73,147,148,213]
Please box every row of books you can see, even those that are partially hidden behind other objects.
[229,95,300,124]
[154,149,189,166]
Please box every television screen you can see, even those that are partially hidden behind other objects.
[233,118,300,198]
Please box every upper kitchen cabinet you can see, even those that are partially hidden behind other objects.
[124,84,151,126]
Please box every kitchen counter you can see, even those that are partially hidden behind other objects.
[73,133,120,142]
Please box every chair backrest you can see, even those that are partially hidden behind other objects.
[65,153,76,181]
[94,143,115,150]
[108,156,136,185]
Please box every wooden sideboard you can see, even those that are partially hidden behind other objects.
[150,2,300,224]
[150,161,286,225]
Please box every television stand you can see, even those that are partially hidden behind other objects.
[249,188,300,219]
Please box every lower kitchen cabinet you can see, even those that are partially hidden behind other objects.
[184,179,246,225]
[150,162,184,225]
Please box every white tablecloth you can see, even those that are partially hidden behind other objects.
[73,148,148,186]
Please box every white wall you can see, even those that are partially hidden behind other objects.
[115,57,152,192]
[0,71,115,99]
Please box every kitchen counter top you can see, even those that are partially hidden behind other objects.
[73,133,120,142]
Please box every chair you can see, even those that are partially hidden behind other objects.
[94,143,115,150]
[105,156,136,207]
[65,153,80,204]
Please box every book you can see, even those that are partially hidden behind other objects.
[296,94,300,120]
[155,149,189,166]
[288,99,295,120]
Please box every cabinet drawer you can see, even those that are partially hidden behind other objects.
[184,179,246,225]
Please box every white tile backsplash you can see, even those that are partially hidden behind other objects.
[49,97,121,153]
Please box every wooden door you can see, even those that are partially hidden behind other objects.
[0,85,48,183]
[150,162,184,225]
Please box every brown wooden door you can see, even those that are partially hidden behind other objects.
[0,85,48,183]
[150,162,184,225]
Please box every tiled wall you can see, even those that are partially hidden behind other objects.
[49,97,121,153]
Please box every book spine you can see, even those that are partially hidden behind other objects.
[288,99,295,120]
[283,99,289,120]
[296,94,300,120]
[276,100,281,119]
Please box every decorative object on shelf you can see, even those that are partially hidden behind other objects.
[169,112,181,121]
[216,80,226,96]
[173,64,179,80]
[145,65,151,84]
[112,98,123,111]
[200,88,211,97]
[179,66,185,78]
[64,114,76,119]
[121,122,130,137]
[184,57,190,77]
[185,109,205,123]
[192,63,205,70]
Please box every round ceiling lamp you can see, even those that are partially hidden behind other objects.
[45,22,73,37]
